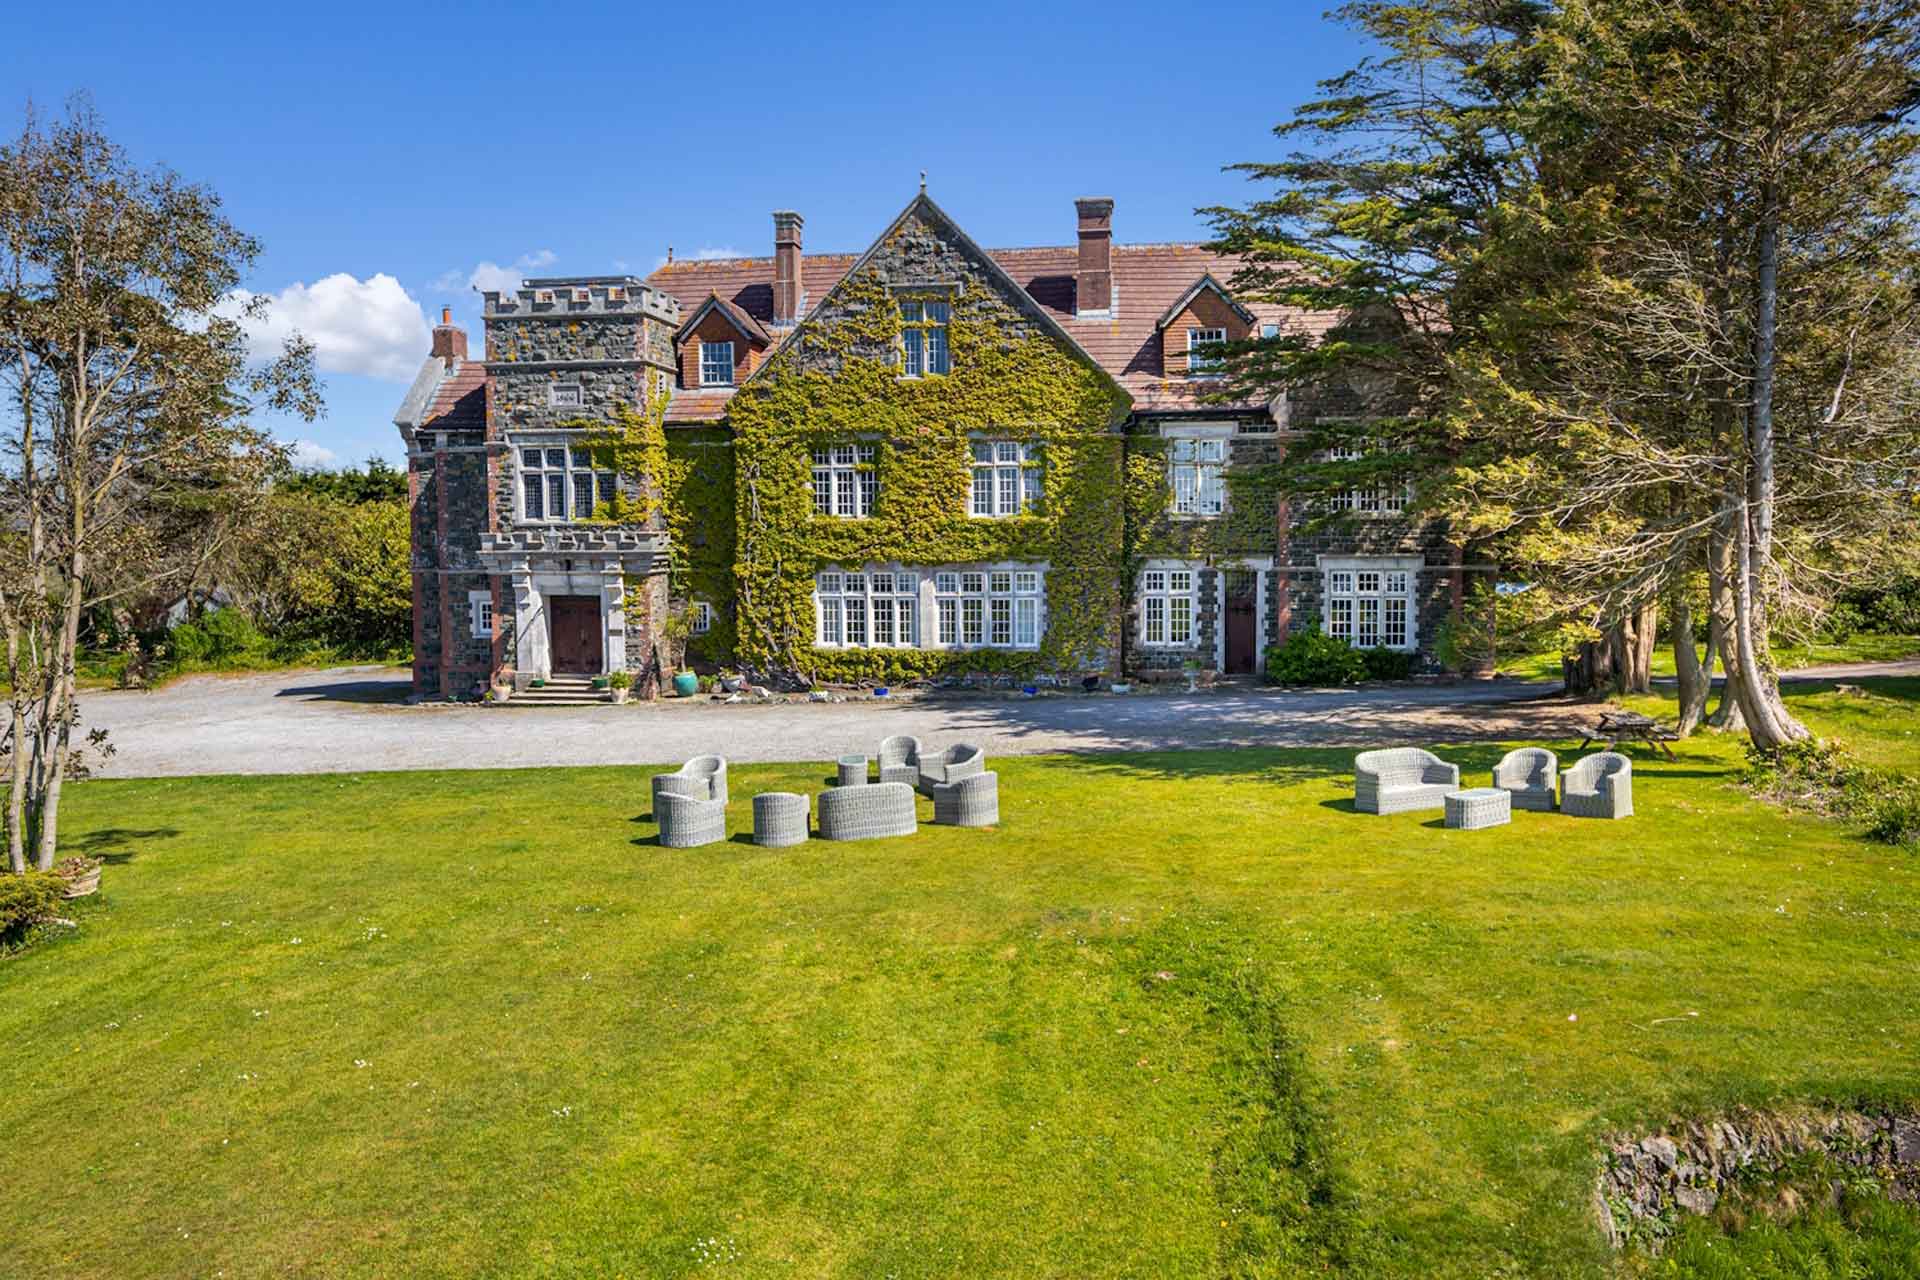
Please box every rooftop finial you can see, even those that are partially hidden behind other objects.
[919,169,927,194]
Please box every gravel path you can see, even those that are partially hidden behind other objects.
[81,667,1579,778]
[83,659,1917,780]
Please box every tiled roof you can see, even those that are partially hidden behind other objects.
[421,359,487,431]
[645,242,1335,420]
[676,292,773,346]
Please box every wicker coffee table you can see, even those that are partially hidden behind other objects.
[836,755,869,786]
[752,792,809,847]
[1444,787,1511,830]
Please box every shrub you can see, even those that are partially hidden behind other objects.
[1360,646,1414,681]
[1866,795,1920,848]
[1743,739,1920,848]
[607,671,633,690]
[1264,626,1368,686]
[169,607,272,667]
[0,871,66,951]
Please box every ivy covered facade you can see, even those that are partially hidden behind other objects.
[394,192,1465,698]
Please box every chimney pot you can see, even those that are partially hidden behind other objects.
[1075,197,1114,316]
[430,309,468,370]
[773,210,805,325]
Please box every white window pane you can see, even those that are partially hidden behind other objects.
[1014,572,1038,593]
[994,441,1018,464]
[1169,570,1192,592]
[896,571,917,591]
[898,598,917,646]
[1331,572,1354,595]
[936,572,959,594]
[546,474,566,519]
[844,573,865,593]
[858,470,878,515]
[1015,597,1037,646]
[990,599,1012,645]
[1145,596,1164,645]
[962,598,983,644]
[938,598,956,644]
[990,571,1011,594]
[544,448,566,468]
[845,599,867,646]
[1144,571,1165,592]
[962,573,984,594]
[1022,468,1042,512]
[873,598,894,646]
[1170,597,1193,644]
[523,475,544,520]
[871,572,893,594]
[820,598,841,645]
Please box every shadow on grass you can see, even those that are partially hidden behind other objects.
[68,826,178,862]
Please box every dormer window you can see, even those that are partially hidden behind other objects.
[699,341,735,387]
[900,299,951,377]
[1187,328,1227,378]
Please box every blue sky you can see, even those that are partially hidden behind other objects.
[1,1,1369,466]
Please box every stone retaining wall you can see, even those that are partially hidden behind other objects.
[1597,1106,1920,1248]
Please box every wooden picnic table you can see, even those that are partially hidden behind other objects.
[1579,711,1679,761]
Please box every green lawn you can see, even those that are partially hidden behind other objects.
[5,696,1919,1277]
[1497,633,1920,684]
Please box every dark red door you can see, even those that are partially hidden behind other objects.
[548,595,603,674]
[1224,573,1257,675]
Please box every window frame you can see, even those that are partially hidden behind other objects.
[814,568,920,650]
[698,340,736,387]
[1320,428,1412,516]
[513,439,620,525]
[1322,558,1418,652]
[1164,425,1231,519]
[968,439,1044,518]
[1186,327,1227,378]
[1139,563,1199,648]
[898,296,952,378]
[468,590,494,639]
[810,443,879,519]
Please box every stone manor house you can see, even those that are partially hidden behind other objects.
[394,191,1464,698]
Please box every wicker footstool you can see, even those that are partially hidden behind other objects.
[836,755,869,786]
[1444,787,1512,830]
[752,792,809,847]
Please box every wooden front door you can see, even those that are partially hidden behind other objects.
[1224,572,1258,675]
[548,595,603,674]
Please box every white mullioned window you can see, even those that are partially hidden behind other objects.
[815,569,919,650]
[516,443,618,523]
[1167,427,1229,518]
[1186,327,1226,377]
[1323,443,1411,515]
[699,341,735,386]
[969,440,1044,517]
[900,298,951,377]
[1323,561,1417,651]
[1140,565,1198,647]
[934,566,1044,650]
[690,601,714,634]
[810,443,878,518]
[468,590,493,639]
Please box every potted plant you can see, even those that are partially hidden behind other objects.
[658,602,702,696]
[491,667,514,703]
[55,855,102,899]
[608,671,633,704]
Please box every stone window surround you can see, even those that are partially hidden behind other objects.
[813,560,1047,652]
[1165,422,1233,520]
[1318,553,1422,652]
[968,438,1043,518]
[510,436,619,525]
[810,442,878,519]
[468,590,493,639]
[895,285,954,379]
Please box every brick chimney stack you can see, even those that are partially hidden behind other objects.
[429,306,468,369]
[772,210,805,325]
[1074,197,1114,317]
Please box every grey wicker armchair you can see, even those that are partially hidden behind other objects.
[1353,748,1460,815]
[1493,747,1559,812]
[877,735,923,787]
[917,743,984,795]
[656,791,727,848]
[1561,752,1633,819]
[817,781,919,841]
[931,771,998,827]
[652,755,727,812]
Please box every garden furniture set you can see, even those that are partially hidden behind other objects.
[649,738,999,850]
[1353,746,1633,829]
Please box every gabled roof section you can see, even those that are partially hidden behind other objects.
[394,357,486,435]
[675,292,771,346]
[746,191,1132,411]
[1154,273,1256,330]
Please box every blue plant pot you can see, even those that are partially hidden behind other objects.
[672,672,699,697]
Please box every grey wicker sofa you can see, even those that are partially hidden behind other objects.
[1353,748,1460,815]
[656,791,726,848]
[931,771,998,827]
[817,781,919,841]
[917,743,984,795]
[877,735,923,787]
[1493,747,1559,812]
[1561,752,1633,819]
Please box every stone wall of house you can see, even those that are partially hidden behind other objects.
[407,429,497,698]
[1597,1108,1920,1251]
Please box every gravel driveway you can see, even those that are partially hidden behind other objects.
[80,666,1600,779]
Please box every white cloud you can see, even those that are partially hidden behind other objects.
[432,248,560,298]
[287,439,339,471]
[219,273,428,382]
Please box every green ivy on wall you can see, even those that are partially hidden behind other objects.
[662,426,737,664]
[725,254,1134,683]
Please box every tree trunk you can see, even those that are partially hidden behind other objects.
[1705,520,1746,733]
[1673,593,1709,737]
[1725,182,1809,751]
[1563,635,1616,695]
[1608,602,1657,696]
